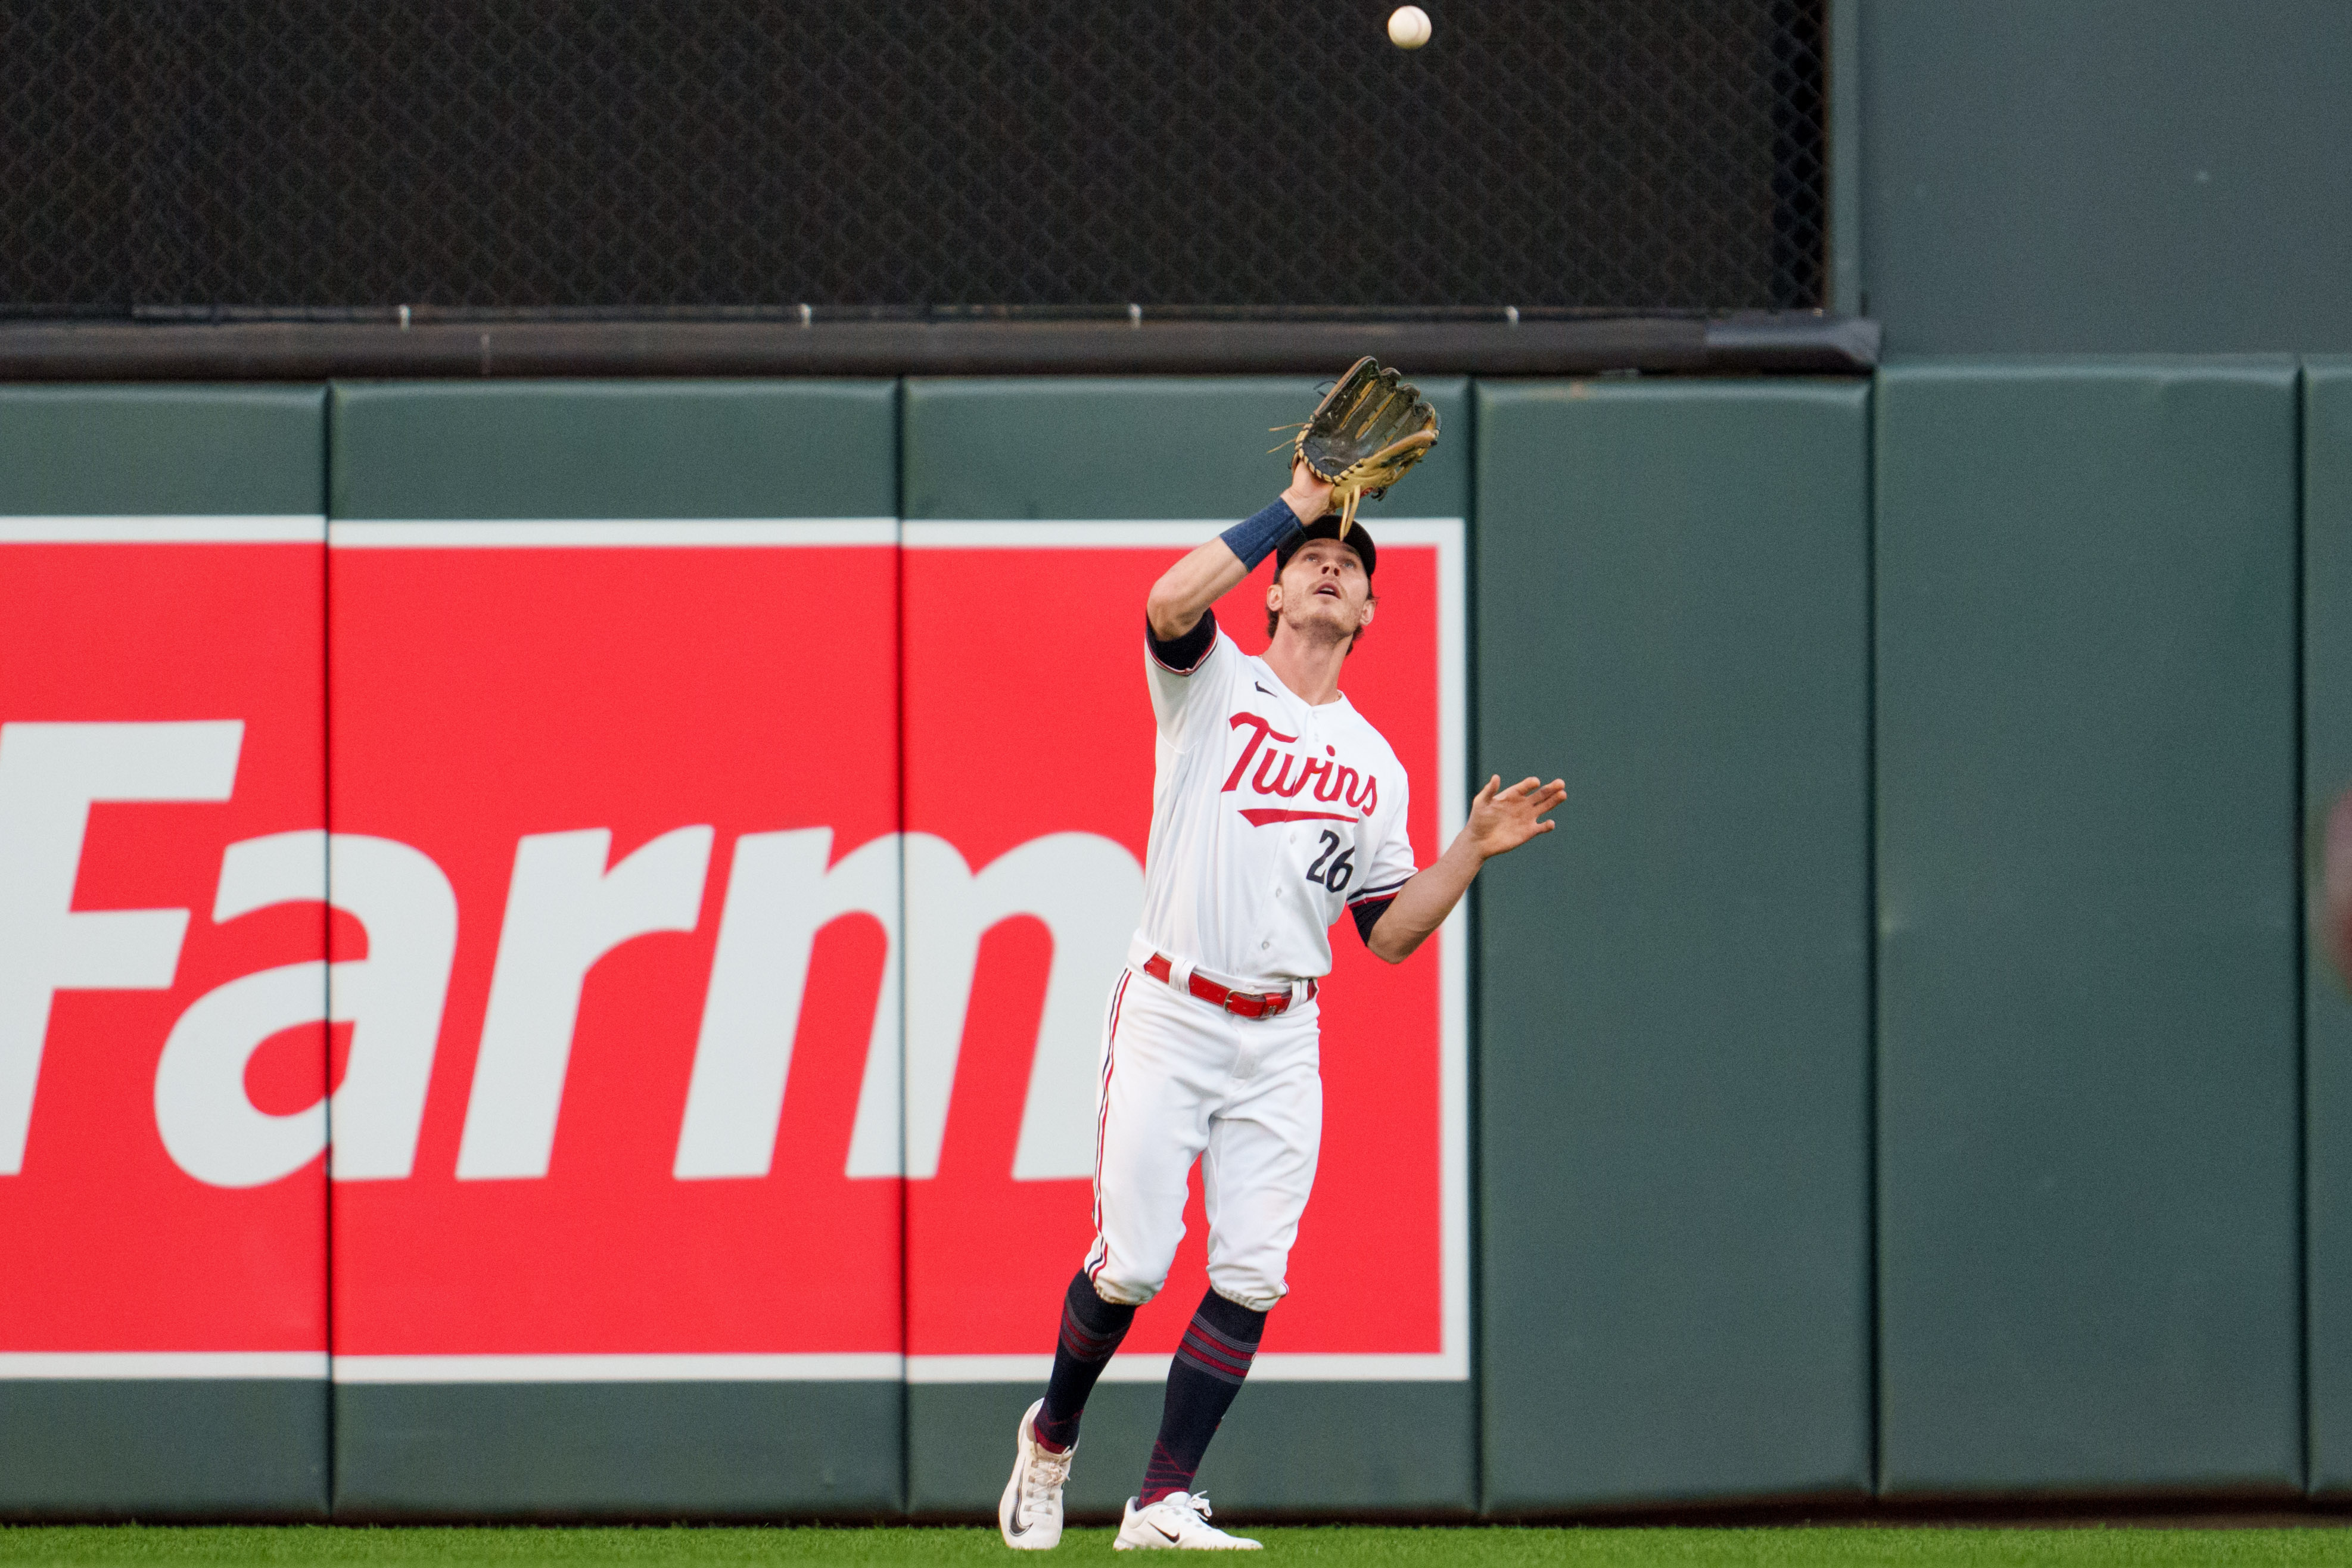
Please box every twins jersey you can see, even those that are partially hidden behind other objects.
[1135,616,1416,987]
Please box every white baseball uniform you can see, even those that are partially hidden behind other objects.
[1084,616,1415,1311]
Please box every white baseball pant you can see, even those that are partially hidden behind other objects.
[1082,965,1323,1313]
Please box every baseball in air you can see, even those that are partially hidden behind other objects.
[1387,5,1432,49]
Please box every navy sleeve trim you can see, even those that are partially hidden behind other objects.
[1351,895,1398,945]
[1345,876,1411,907]
[1147,608,1217,674]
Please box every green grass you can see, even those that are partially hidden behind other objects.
[4,1529,2352,1568]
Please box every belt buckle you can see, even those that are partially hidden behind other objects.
[1232,990,1283,1019]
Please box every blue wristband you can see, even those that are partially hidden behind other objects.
[1220,499,1305,571]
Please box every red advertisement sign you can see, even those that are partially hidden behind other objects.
[0,518,327,1373]
[0,516,1463,1385]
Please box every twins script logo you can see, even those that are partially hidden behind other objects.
[1222,713,1379,827]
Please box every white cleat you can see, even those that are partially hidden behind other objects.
[1113,1491,1261,1550]
[999,1398,1075,1550]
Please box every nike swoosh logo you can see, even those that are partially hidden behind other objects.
[1008,1491,1028,1536]
[1254,683,1279,698]
[1152,1522,1181,1542]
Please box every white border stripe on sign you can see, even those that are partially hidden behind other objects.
[0,1352,329,1380]
[905,1353,1463,1384]
[904,517,1471,1383]
[1433,517,1471,1387]
[902,518,1463,551]
[329,519,898,547]
[0,515,325,543]
[330,1354,906,1384]
[904,520,1212,549]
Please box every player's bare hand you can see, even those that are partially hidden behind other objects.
[1465,774,1566,859]
[1283,456,1334,524]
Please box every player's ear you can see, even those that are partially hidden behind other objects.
[1358,593,1377,629]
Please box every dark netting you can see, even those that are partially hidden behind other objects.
[0,1,1825,315]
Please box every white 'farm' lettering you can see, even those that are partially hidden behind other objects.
[0,720,1140,1192]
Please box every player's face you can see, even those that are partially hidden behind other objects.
[1271,539,1374,645]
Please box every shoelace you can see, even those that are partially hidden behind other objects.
[1167,1491,1215,1523]
[1025,1443,1073,1504]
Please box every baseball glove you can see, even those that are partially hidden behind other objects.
[1292,357,1441,536]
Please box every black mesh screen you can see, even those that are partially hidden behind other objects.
[1,1,1825,315]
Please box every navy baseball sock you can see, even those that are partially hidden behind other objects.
[1034,1270,1136,1452]
[1138,1288,1267,1505]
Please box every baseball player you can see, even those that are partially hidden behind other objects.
[999,456,1565,1550]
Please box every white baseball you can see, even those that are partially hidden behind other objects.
[1387,5,1432,49]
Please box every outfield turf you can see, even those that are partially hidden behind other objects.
[4,1529,2352,1567]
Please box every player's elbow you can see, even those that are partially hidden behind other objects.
[1144,582,1196,642]
[1366,923,1415,965]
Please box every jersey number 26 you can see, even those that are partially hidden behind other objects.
[1306,829,1356,894]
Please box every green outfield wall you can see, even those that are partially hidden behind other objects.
[1473,381,1873,1512]
[2306,360,2352,1497]
[1873,361,2303,1497]
[0,364,2343,1517]
[1855,2,2352,352]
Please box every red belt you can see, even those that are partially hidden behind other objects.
[1142,953,1313,1019]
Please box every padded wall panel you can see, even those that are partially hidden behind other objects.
[900,377,1476,1519]
[1473,381,1873,1511]
[1859,2,2352,354]
[0,1385,329,1522]
[332,1385,900,1522]
[2306,359,2352,1495]
[0,385,324,516]
[902,377,1469,524]
[329,379,895,519]
[326,381,901,1517]
[0,386,329,1517]
[1875,359,2300,1495]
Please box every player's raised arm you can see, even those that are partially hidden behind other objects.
[1366,774,1567,964]
[1144,459,1333,642]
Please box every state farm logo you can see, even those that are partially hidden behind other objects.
[0,720,1140,1192]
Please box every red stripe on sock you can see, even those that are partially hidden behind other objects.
[1178,1332,1253,1380]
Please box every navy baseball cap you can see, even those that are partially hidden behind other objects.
[1274,517,1376,578]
